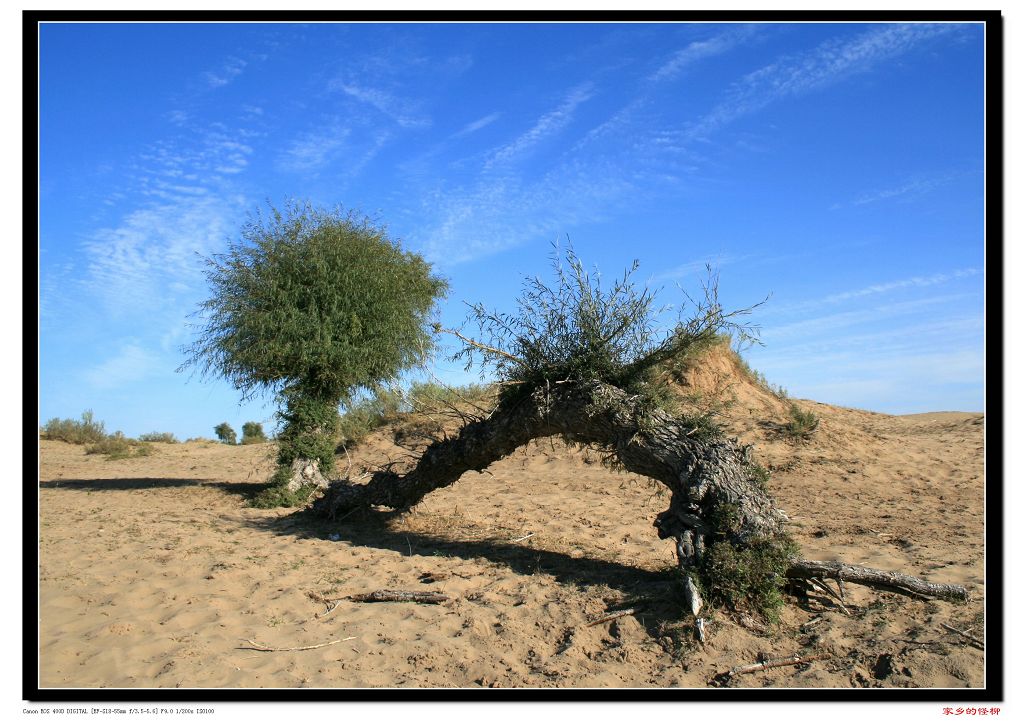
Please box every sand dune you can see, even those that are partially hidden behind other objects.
[36,350,985,689]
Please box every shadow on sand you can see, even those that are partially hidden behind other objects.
[41,475,694,643]
[38,476,263,498]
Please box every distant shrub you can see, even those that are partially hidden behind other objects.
[40,410,107,445]
[214,422,237,445]
[138,431,178,443]
[408,381,494,408]
[86,432,154,460]
[734,353,788,399]
[337,387,407,446]
[241,421,268,445]
[784,403,819,439]
[186,437,216,444]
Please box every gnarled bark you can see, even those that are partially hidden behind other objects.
[313,380,968,610]
[316,381,783,549]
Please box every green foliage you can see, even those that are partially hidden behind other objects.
[241,421,268,445]
[784,402,820,439]
[408,380,493,408]
[275,390,340,471]
[747,462,771,490]
[40,410,107,445]
[249,469,320,509]
[455,244,762,413]
[698,535,800,623]
[182,200,448,402]
[336,387,406,447]
[182,201,448,477]
[138,431,178,443]
[213,422,237,445]
[85,432,154,460]
[735,353,788,399]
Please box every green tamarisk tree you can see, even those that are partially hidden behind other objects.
[182,201,448,496]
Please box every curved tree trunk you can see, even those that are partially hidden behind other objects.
[314,381,967,611]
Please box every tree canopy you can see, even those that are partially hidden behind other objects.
[184,202,448,403]
[182,201,448,481]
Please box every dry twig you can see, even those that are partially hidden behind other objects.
[584,608,638,628]
[237,637,355,652]
[723,653,830,680]
[940,623,984,649]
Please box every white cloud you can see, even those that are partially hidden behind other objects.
[332,82,430,129]
[649,253,749,283]
[850,171,963,207]
[203,56,247,88]
[452,112,501,138]
[649,26,756,82]
[279,125,351,173]
[82,342,164,390]
[486,83,594,168]
[685,23,959,141]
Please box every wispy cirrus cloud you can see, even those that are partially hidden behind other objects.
[278,124,352,173]
[649,25,758,82]
[847,171,964,207]
[332,82,431,129]
[763,267,980,319]
[82,342,165,390]
[452,112,501,138]
[485,83,594,168]
[684,23,959,141]
[203,56,247,88]
[74,121,257,321]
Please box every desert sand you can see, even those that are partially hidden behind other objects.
[36,349,986,689]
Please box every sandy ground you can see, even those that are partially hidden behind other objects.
[36,353,986,689]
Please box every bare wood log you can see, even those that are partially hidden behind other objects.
[313,380,967,614]
[316,380,784,546]
[787,559,968,602]
[348,589,449,604]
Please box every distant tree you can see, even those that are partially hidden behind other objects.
[241,421,268,445]
[213,422,237,445]
[182,201,448,497]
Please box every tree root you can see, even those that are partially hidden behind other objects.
[786,559,968,602]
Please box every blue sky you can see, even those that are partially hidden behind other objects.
[37,21,987,440]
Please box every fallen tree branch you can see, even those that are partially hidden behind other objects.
[349,589,449,604]
[237,637,354,652]
[584,608,638,628]
[722,653,831,680]
[787,559,968,602]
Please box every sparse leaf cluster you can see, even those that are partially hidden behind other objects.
[454,244,763,410]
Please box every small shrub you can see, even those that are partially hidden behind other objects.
[747,462,771,490]
[248,469,320,508]
[241,421,268,445]
[698,534,800,624]
[40,410,107,444]
[85,432,154,460]
[408,381,494,408]
[138,431,178,443]
[336,387,407,447]
[214,422,237,445]
[784,403,819,439]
